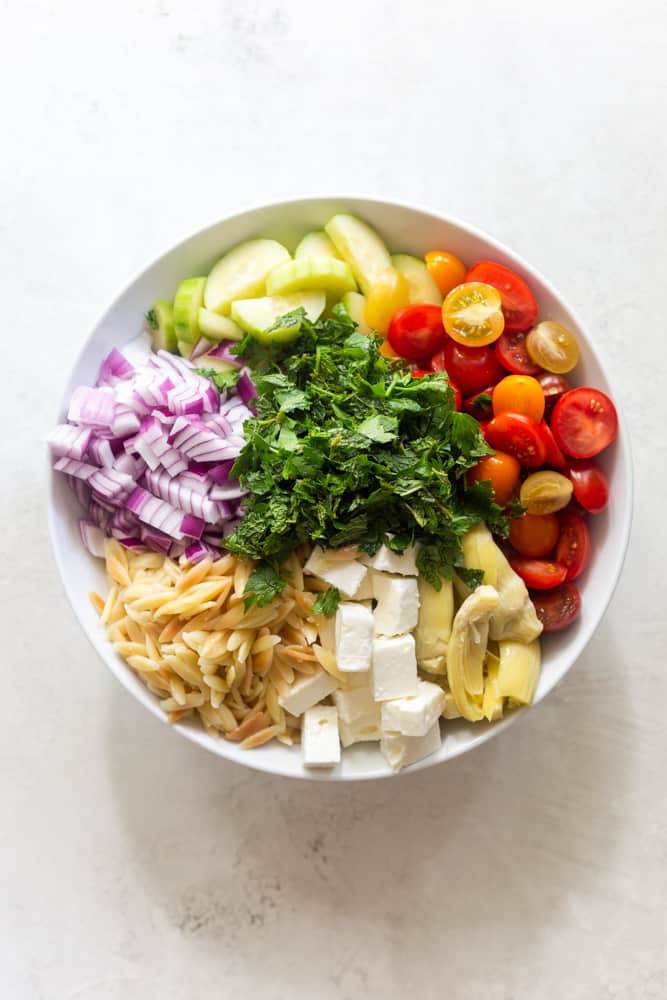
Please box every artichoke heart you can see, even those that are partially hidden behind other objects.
[446,584,499,722]
[415,576,454,675]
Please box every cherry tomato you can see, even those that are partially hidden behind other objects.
[442,282,505,347]
[463,386,495,421]
[449,381,462,411]
[537,420,567,468]
[425,250,467,296]
[568,460,609,514]
[411,369,431,378]
[519,470,573,514]
[509,557,568,590]
[537,373,570,415]
[431,340,503,397]
[526,321,580,374]
[492,374,545,423]
[387,304,446,361]
[484,413,547,468]
[465,261,538,333]
[495,329,542,375]
[509,513,560,557]
[551,388,618,459]
[531,582,581,632]
[379,338,402,359]
[555,511,591,581]
[365,267,410,334]
[466,451,520,506]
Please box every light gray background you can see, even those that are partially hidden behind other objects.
[2,1,666,997]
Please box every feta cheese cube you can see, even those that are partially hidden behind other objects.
[371,634,418,701]
[360,543,419,576]
[349,572,374,600]
[372,573,420,636]
[380,720,442,772]
[335,602,374,673]
[380,680,445,737]
[304,546,368,597]
[302,705,341,767]
[339,716,382,747]
[333,683,380,724]
[278,667,338,717]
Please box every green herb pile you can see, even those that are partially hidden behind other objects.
[222,307,512,606]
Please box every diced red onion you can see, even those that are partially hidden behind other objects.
[190,337,214,360]
[207,461,236,485]
[184,541,216,564]
[205,341,243,367]
[236,369,257,407]
[98,348,134,385]
[48,424,93,461]
[86,437,115,468]
[79,520,107,557]
[180,514,205,539]
[111,407,141,438]
[68,386,115,428]
[54,457,98,481]
[118,537,145,551]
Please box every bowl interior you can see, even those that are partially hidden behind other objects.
[48,196,632,780]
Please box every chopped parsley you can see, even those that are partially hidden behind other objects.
[312,587,342,616]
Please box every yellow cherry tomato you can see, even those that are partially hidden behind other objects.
[441,282,505,346]
[519,471,573,514]
[526,321,580,374]
[492,374,545,423]
[364,267,410,334]
[425,250,467,296]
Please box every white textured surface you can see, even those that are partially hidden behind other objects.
[1,0,666,996]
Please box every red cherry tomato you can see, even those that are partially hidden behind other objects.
[509,512,560,557]
[465,261,538,333]
[450,381,462,411]
[568,460,609,514]
[551,388,619,459]
[411,369,431,378]
[387,305,446,361]
[495,329,542,375]
[531,582,581,632]
[463,386,495,421]
[555,511,591,581]
[537,421,567,468]
[537,373,570,415]
[484,413,547,467]
[509,557,568,589]
[431,340,504,397]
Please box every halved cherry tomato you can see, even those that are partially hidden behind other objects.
[484,413,547,467]
[568,460,609,514]
[387,304,446,361]
[442,282,505,346]
[537,373,570,415]
[537,421,567,468]
[463,386,495,421]
[555,511,591,581]
[411,369,431,378]
[509,557,568,590]
[552,388,618,459]
[425,250,467,296]
[492,374,545,423]
[526,321,579,374]
[466,451,520,506]
[509,513,560,557]
[465,261,538,333]
[431,340,503,397]
[495,329,542,376]
[531,582,581,632]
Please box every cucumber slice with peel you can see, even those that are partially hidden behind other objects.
[391,254,443,306]
[195,354,238,374]
[147,300,177,352]
[204,239,291,315]
[177,338,195,358]
[231,291,326,343]
[266,256,356,297]
[341,291,372,335]
[295,231,341,260]
[324,214,391,295]
[197,307,244,342]
[173,277,206,343]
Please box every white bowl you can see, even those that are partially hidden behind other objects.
[48,196,633,780]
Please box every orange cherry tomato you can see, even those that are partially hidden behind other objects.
[492,374,545,423]
[442,282,505,347]
[466,451,520,506]
[425,250,467,296]
[509,513,560,557]
[379,337,402,359]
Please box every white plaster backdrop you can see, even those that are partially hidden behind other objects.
[1,1,666,997]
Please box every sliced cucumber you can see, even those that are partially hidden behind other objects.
[195,354,238,373]
[147,299,177,352]
[295,230,341,260]
[204,239,291,315]
[173,277,206,344]
[324,214,391,295]
[177,338,195,358]
[266,256,356,297]
[391,254,443,306]
[341,291,372,335]
[231,291,326,343]
[197,307,244,342]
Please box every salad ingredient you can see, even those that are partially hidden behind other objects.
[492,374,545,423]
[360,544,419,577]
[324,214,391,294]
[146,300,177,353]
[372,574,420,636]
[537,372,569,413]
[447,585,499,720]
[266,256,356,297]
[173,277,207,344]
[526,321,580,374]
[431,340,503,396]
[304,546,369,598]
[450,382,462,411]
[204,239,291,315]
[302,706,341,768]
[442,282,505,346]
[424,250,467,296]
[484,413,547,467]
[551,388,618,459]
[568,460,609,513]
[555,511,591,581]
[466,451,520,506]
[519,470,573,514]
[380,679,444,737]
[364,266,410,334]
[496,639,541,704]
[531,581,581,632]
[414,576,454,675]
[197,308,244,342]
[295,230,341,260]
[341,291,372,334]
[391,254,443,305]
[495,329,542,376]
[381,720,442,773]
[509,512,560,557]
[509,557,568,590]
[537,420,567,468]
[463,387,494,421]
[371,634,418,701]
[465,261,538,333]
[278,669,340,717]
[230,292,326,342]
[387,304,446,360]
[335,602,374,672]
